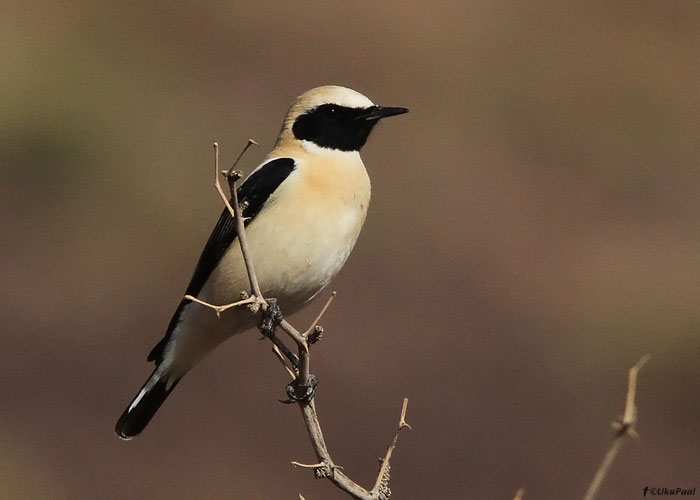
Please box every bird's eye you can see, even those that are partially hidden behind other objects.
[323,105,339,117]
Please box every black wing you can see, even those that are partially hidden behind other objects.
[147,157,296,362]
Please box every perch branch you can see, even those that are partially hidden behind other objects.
[582,354,650,500]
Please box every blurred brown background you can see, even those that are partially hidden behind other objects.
[2,1,698,499]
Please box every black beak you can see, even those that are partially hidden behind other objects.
[360,105,409,121]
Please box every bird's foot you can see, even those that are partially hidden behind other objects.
[281,374,318,404]
[259,298,283,336]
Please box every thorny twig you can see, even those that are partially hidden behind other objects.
[582,355,650,500]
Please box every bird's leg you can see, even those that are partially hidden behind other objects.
[259,298,300,368]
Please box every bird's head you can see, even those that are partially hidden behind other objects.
[277,85,408,153]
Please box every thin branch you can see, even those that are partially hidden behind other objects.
[183,294,255,317]
[582,355,650,500]
[271,344,296,380]
[371,398,412,497]
[304,292,336,338]
[279,318,307,344]
[214,140,265,307]
[291,461,330,469]
[227,139,259,182]
[270,314,313,392]
[513,488,525,500]
[619,355,650,436]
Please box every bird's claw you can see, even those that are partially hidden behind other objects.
[259,298,283,338]
[281,374,318,404]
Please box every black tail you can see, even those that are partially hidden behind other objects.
[115,369,181,440]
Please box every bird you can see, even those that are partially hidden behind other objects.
[115,85,408,439]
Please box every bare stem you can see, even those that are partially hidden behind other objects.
[582,355,650,500]
[271,344,296,380]
[184,294,255,317]
[371,398,412,497]
[214,141,265,303]
[304,291,337,338]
